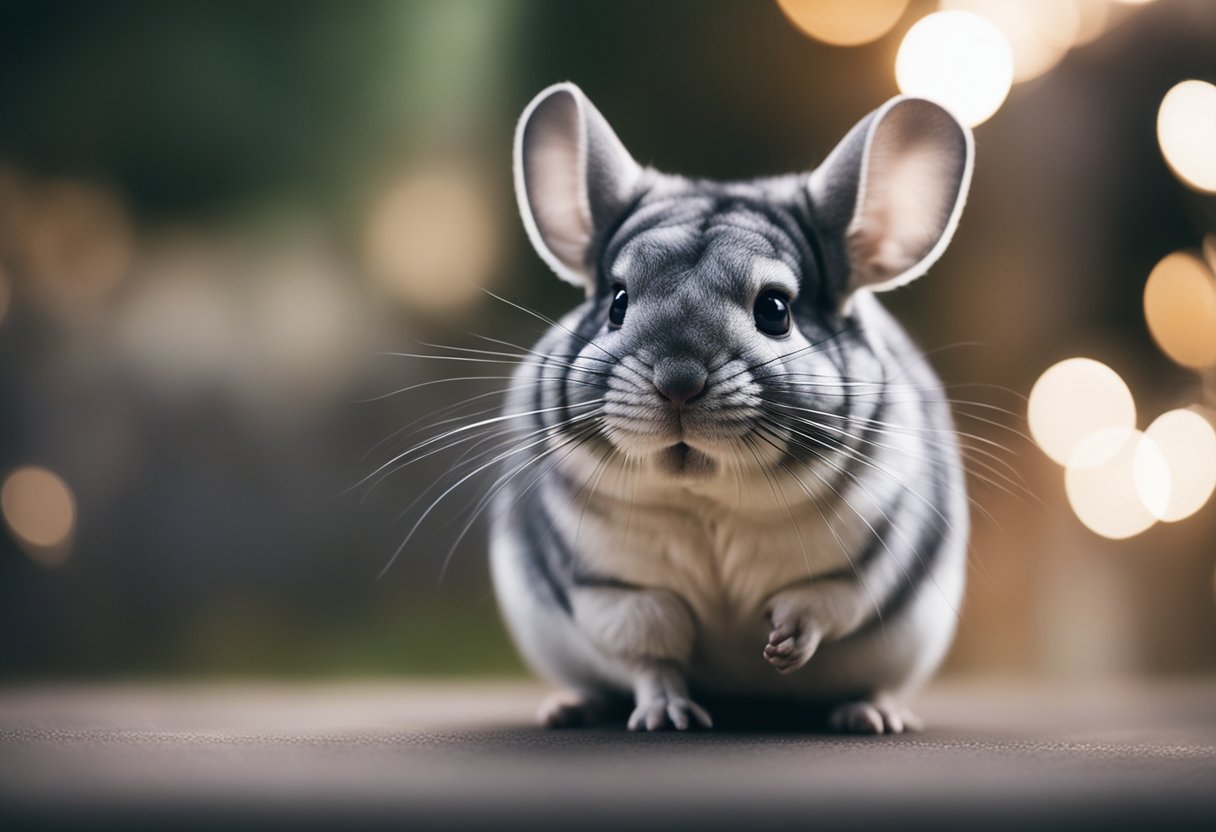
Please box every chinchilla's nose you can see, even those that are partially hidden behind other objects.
[653,357,708,408]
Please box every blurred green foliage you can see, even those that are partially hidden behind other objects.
[0,0,516,218]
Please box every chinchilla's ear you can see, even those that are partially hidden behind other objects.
[514,82,643,294]
[808,96,973,294]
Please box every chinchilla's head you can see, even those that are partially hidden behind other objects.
[514,82,972,481]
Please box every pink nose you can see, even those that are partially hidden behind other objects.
[654,358,708,408]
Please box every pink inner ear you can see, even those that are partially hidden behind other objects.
[521,91,594,275]
[515,83,643,293]
[845,101,970,292]
[847,216,910,286]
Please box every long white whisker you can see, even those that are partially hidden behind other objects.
[378,419,601,580]
[383,412,600,526]
[350,400,605,496]
[748,428,887,627]
[754,421,962,626]
[761,402,1035,505]
[480,288,624,364]
[437,424,604,584]
[468,334,618,368]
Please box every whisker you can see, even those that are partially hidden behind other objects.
[385,411,596,528]
[366,374,609,460]
[766,409,1025,526]
[715,321,857,387]
[748,427,887,626]
[350,400,605,496]
[358,371,608,407]
[573,440,617,547]
[760,400,1034,501]
[754,420,963,625]
[379,418,602,580]
[414,340,616,376]
[481,288,625,364]
[742,434,815,582]
[760,410,1002,536]
[762,396,1026,454]
[437,423,605,583]
[470,333,618,368]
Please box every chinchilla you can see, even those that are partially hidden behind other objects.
[492,82,972,732]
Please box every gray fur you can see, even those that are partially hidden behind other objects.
[494,83,973,732]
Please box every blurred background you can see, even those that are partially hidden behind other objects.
[0,0,1213,682]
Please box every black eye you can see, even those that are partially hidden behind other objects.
[754,290,791,336]
[609,286,628,327]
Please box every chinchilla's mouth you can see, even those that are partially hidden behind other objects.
[657,441,716,477]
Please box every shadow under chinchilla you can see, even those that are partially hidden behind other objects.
[527,694,858,734]
[690,696,841,733]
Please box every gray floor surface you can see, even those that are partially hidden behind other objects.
[1,678,1214,830]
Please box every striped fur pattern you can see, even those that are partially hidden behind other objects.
[492,84,973,732]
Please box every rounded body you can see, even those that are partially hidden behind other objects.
[493,83,975,729]
[490,291,968,709]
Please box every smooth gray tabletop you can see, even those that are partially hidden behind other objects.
[1,678,1214,830]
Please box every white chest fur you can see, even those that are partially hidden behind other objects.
[545,459,868,634]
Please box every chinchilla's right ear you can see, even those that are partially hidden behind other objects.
[514,82,643,295]
[808,96,974,295]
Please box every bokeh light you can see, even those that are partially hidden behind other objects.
[1156,80,1216,193]
[1066,429,1167,540]
[1143,409,1216,522]
[1,466,76,567]
[895,10,1014,127]
[1143,251,1216,369]
[1070,0,1110,47]
[247,244,364,405]
[117,239,244,395]
[775,0,909,47]
[1028,358,1136,466]
[24,179,134,308]
[942,0,1080,83]
[364,162,500,315]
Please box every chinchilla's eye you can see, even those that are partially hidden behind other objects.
[609,286,629,327]
[754,290,791,336]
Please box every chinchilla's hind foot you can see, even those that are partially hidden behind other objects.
[626,667,713,732]
[537,690,614,728]
[627,694,713,732]
[827,698,924,735]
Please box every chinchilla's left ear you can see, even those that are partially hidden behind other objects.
[514,82,643,295]
[808,96,973,294]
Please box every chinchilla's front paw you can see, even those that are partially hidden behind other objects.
[763,603,824,675]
